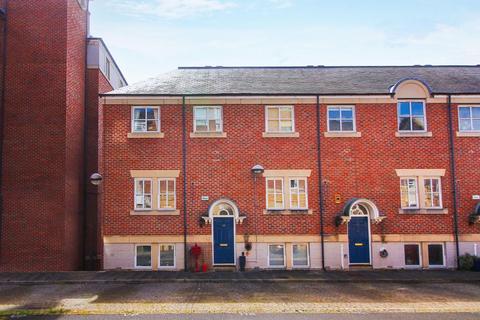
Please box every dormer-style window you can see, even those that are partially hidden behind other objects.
[398,101,426,132]
[132,106,160,133]
[194,106,223,133]
[458,106,480,132]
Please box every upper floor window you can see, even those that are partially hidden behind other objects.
[194,106,223,132]
[133,177,177,211]
[158,179,176,210]
[458,106,480,132]
[266,175,310,211]
[398,101,426,132]
[399,176,442,210]
[423,178,442,209]
[400,178,418,209]
[132,106,160,133]
[266,106,294,133]
[327,106,355,132]
[134,178,152,210]
[266,178,284,209]
[289,178,308,209]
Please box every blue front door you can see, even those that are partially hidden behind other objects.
[213,217,235,265]
[348,216,371,264]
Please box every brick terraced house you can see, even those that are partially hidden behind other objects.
[101,65,480,270]
[0,0,126,271]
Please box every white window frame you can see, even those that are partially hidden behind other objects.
[327,105,356,132]
[158,244,176,269]
[458,105,480,132]
[292,243,310,268]
[267,244,286,268]
[404,243,422,268]
[427,243,446,267]
[134,244,152,269]
[422,177,443,209]
[134,178,153,211]
[158,178,176,210]
[265,105,295,133]
[266,178,285,210]
[397,100,427,132]
[131,106,160,133]
[193,106,223,133]
[400,177,419,209]
[289,178,308,210]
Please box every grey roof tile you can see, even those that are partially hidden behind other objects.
[106,66,480,96]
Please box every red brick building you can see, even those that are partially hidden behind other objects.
[101,66,480,270]
[0,0,126,271]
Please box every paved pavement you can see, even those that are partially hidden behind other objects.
[0,280,480,315]
[1,270,479,284]
[6,314,480,320]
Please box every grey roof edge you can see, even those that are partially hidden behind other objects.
[88,37,128,86]
[100,92,480,97]
[178,64,480,70]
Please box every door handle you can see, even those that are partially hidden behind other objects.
[354,243,364,247]
[219,243,228,247]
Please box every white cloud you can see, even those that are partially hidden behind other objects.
[109,0,236,18]
[93,10,480,83]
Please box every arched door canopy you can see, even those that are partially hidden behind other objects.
[336,198,385,225]
[201,198,246,225]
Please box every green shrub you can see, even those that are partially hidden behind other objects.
[459,253,475,270]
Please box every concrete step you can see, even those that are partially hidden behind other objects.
[348,265,373,271]
[213,266,237,272]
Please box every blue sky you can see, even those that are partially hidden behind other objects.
[90,0,480,84]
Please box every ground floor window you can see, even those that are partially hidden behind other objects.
[159,244,175,268]
[292,244,309,267]
[404,244,421,267]
[268,244,285,267]
[135,245,152,269]
[428,244,445,266]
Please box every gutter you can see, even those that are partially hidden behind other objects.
[182,96,188,271]
[446,94,460,269]
[99,92,480,98]
[0,0,8,263]
[316,95,326,271]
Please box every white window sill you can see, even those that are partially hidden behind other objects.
[324,131,362,138]
[456,131,480,137]
[263,209,312,215]
[134,266,152,270]
[262,132,299,138]
[190,132,227,138]
[130,209,180,216]
[398,208,448,214]
[128,132,164,139]
[395,131,432,137]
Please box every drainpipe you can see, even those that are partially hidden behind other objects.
[81,0,91,270]
[0,0,8,263]
[446,94,460,269]
[182,96,188,271]
[316,95,326,271]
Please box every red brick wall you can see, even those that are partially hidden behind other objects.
[103,101,465,239]
[452,103,480,234]
[323,103,453,236]
[0,0,87,271]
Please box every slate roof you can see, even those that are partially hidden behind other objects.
[106,65,480,96]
